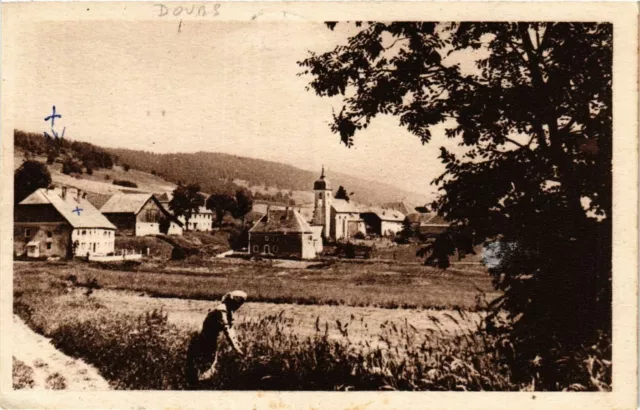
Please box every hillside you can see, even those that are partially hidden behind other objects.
[14,129,429,207]
[108,149,428,206]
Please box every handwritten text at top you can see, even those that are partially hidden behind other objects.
[155,4,220,17]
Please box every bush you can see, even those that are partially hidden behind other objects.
[113,179,138,188]
[354,231,366,240]
[171,246,187,260]
[62,159,83,175]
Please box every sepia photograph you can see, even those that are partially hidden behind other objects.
[0,2,637,409]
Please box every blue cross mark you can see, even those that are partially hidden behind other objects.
[44,127,66,140]
[44,106,62,127]
[72,206,83,216]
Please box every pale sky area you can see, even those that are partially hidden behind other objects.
[6,20,464,197]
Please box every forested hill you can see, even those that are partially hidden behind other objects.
[107,148,427,206]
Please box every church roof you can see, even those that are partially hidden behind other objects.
[19,188,116,230]
[331,198,359,213]
[249,208,313,234]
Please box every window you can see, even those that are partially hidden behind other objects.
[47,243,52,250]
[264,245,270,254]
[273,245,279,252]
[47,231,52,238]
[24,228,31,238]
[82,230,86,236]
[265,236,269,242]
[253,245,259,252]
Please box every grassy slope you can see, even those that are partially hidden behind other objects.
[15,150,176,198]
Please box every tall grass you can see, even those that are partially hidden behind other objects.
[13,265,611,391]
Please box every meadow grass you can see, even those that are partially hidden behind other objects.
[13,264,610,391]
[14,260,499,311]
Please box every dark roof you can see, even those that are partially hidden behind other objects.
[249,209,313,233]
[20,188,116,229]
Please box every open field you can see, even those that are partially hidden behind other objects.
[13,261,610,391]
[14,264,513,390]
[14,259,499,311]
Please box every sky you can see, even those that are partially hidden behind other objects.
[6,20,463,198]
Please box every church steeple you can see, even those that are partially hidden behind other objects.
[312,166,332,238]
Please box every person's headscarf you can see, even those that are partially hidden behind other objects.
[221,290,247,306]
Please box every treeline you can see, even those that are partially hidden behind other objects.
[15,130,116,173]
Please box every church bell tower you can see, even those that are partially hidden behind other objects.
[312,166,332,239]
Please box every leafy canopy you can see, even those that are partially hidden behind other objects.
[14,160,52,204]
[300,22,612,384]
[169,183,205,229]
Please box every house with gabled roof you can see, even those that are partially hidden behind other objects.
[14,187,116,258]
[101,193,183,236]
[360,207,406,237]
[249,207,321,259]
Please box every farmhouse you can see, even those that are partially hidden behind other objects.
[100,193,183,236]
[14,187,116,258]
[360,208,405,237]
[249,208,321,259]
[157,192,214,231]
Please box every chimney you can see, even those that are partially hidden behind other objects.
[76,189,82,201]
[265,205,270,222]
[61,186,67,199]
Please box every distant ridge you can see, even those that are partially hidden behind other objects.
[107,148,429,206]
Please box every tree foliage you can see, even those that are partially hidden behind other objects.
[300,22,612,387]
[335,185,350,202]
[169,183,204,230]
[14,160,52,204]
[206,192,236,228]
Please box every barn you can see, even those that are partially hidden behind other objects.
[249,208,321,259]
[101,193,182,236]
[360,208,406,237]
[14,187,116,259]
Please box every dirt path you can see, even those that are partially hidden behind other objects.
[12,315,110,390]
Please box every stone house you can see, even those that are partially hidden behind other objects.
[249,208,321,259]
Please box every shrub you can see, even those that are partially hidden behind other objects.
[62,159,83,175]
[354,231,366,240]
[171,246,187,260]
[12,357,35,389]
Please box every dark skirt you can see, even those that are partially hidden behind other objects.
[185,332,218,388]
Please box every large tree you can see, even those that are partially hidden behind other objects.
[233,189,254,227]
[169,183,204,231]
[14,160,52,204]
[300,22,612,387]
[206,192,237,228]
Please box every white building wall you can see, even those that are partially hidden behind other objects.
[167,222,183,235]
[380,221,403,236]
[72,228,115,256]
[178,212,213,231]
[136,222,160,236]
